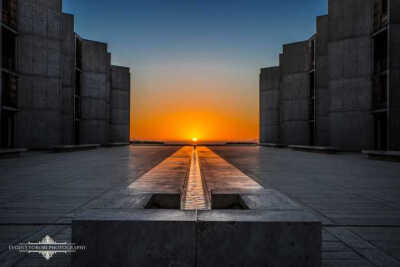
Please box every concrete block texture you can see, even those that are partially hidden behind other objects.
[81,40,108,73]
[61,13,75,145]
[110,66,131,143]
[328,0,373,41]
[260,67,280,143]
[281,41,311,74]
[329,111,374,150]
[72,210,197,267]
[280,42,310,146]
[72,209,320,267]
[197,210,321,267]
[390,0,400,24]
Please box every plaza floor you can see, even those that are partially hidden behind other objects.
[0,145,399,266]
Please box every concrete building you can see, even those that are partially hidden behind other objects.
[0,0,131,149]
[260,0,400,151]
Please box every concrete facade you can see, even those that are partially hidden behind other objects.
[259,67,280,143]
[315,15,330,146]
[260,0,399,151]
[0,0,131,149]
[110,66,131,143]
[280,41,311,145]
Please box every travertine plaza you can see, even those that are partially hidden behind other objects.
[260,0,400,151]
[0,145,400,266]
[1,0,131,149]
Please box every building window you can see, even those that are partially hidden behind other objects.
[2,0,17,29]
[2,27,17,71]
[382,0,388,15]
[1,72,18,108]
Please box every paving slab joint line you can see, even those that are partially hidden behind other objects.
[325,227,400,267]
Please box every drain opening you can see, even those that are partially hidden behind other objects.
[211,194,249,210]
[145,194,181,209]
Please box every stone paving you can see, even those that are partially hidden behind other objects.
[0,145,399,266]
[211,146,400,267]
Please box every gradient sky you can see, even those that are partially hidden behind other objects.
[63,0,327,142]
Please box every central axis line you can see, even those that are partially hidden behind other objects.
[181,147,210,210]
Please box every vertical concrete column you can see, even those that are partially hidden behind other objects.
[259,67,281,143]
[280,41,311,145]
[315,15,330,146]
[328,0,374,150]
[0,0,3,146]
[388,0,400,149]
[61,13,75,145]
[15,0,64,148]
[110,66,131,143]
[80,39,109,145]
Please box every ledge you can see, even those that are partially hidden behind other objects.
[362,150,400,161]
[0,149,27,159]
[103,143,130,147]
[288,145,339,154]
[52,144,100,153]
[259,143,287,148]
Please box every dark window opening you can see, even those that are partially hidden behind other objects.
[145,194,181,209]
[2,27,17,71]
[75,37,82,70]
[1,110,15,148]
[211,194,249,210]
[382,0,388,15]
[2,72,17,108]
[309,72,316,145]
[374,112,387,150]
[373,30,388,74]
[2,0,17,29]
[373,74,387,109]
[310,39,315,69]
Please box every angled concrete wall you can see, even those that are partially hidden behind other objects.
[61,13,75,145]
[328,0,374,151]
[0,0,3,146]
[259,67,280,143]
[280,41,311,145]
[315,15,330,146]
[110,65,131,143]
[389,3,400,149]
[15,0,64,149]
[80,39,109,145]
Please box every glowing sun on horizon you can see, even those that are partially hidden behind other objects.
[192,137,198,142]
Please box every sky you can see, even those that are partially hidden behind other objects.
[63,0,327,142]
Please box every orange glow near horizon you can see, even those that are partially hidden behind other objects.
[130,61,259,142]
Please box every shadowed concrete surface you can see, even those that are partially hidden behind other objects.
[0,145,399,266]
[211,146,400,267]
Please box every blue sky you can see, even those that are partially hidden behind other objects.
[63,0,328,141]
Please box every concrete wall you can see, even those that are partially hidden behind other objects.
[61,13,75,145]
[80,39,109,145]
[0,0,3,146]
[328,0,374,151]
[259,67,280,143]
[280,41,311,145]
[110,66,130,143]
[15,0,64,149]
[315,15,330,146]
[389,4,400,149]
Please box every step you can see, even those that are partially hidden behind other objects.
[362,150,400,161]
[0,148,27,159]
[289,145,339,154]
[52,144,100,153]
[103,142,130,147]
[260,143,287,148]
